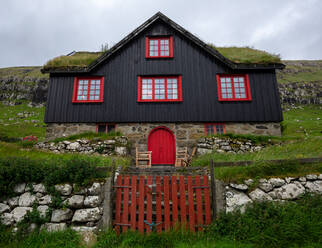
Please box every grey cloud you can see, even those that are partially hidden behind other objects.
[0,0,321,67]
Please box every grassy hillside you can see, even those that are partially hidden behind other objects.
[277,60,322,83]
[0,66,47,80]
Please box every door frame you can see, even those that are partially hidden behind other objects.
[147,126,176,165]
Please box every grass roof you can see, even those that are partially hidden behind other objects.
[211,45,281,64]
[42,46,281,71]
[42,52,103,71]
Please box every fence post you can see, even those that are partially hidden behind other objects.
[210,160,217,221]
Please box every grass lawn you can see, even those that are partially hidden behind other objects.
[0,142,130,167]
[0,102,46,141]
[192,105,322,181]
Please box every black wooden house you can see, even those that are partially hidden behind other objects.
[43,12,284,165]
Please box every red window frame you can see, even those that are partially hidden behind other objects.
[137,76,182,102]
[72,76,104,103]
[216,74,252,101]
[145,36,173,58]
[204,123,226,135]
[96,123,116,133]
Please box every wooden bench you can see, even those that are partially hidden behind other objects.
[175,147,197,167]
[136,147,152,168]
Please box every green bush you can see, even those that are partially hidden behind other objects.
[0,227,83,248]
[0,156,107,200]
[209,194,322,247]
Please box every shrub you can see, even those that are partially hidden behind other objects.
[0,156,107,200]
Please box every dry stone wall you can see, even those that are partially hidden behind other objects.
[197,137,267,155]
[35,136,129,156]
[220,174,322,213]
[0,180,112,233]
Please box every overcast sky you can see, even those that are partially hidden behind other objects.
[0,0,321,68]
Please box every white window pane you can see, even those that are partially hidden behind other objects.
[240,93,246,98]
[239,77,244,82]
[91,84,95,89]
[94,96,99,100]
[173,89,177,94]
[173,94,177,99]
[221,82,226,87]
[240,88,245,93]
[95,90,100,95]
[236,94,241,98]
[234,83,239,88]
[227,89,232,93]
[227,94,232,98]
[221,78,226,83]
[233,78,238,82]
[90,90,94,95]
[222,89,226,93]
[160,51,165,56]
[155,95,160,99]
[226,83,231,87]
[239,82,245,87]
[77,96,82,100]
[225,78,231,83]
[83,91,87,95]
[89,96,94,100]
[164,39,169,44]
[164,51,169,56]
[222,94,227,98]
[168,89,172,94]
[148,79,152,84]
[160,95,165,99]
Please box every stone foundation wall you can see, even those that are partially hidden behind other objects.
[46,122,281,153]
[0,179,113,233]
[46,123,97,140]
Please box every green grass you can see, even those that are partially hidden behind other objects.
[277,60,322,84]
[42,46,282,71]
[0,228,84,248]
[192,105,322,181]
[43,52,103,71]
[0,66,48,80]
[1,194,321,247]
[213,46,281,64]
[0,142,130,168]
[0,102,46,141]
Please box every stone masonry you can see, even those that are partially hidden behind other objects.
[46,122,281,153]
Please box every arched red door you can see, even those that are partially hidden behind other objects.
[148,127,175,165]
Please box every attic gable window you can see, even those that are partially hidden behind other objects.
[216,74,252,101]
[138,76,182,102]
[72,77,104,103]
[146,37,173,58]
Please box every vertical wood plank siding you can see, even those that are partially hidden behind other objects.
[45,20,282,123]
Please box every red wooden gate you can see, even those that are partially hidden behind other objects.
[114,175,212,234]
[147,127,175,165]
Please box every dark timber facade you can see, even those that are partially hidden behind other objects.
[43,12,284,161]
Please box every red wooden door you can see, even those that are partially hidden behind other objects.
[148,127,175,165]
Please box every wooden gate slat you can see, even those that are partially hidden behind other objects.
[115,175,122,235]
[146,176,153,233]
[187,176,195,232]
[179,175,186,226]
[122,176,130,232]
[203,175,211,225]
[195,176,203,231]
[163,176,170,230]
[130,175,137,231]
[114,173,213,234]
[171,175,178,226]
[155,176,162,233]
[138,176,145,234]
